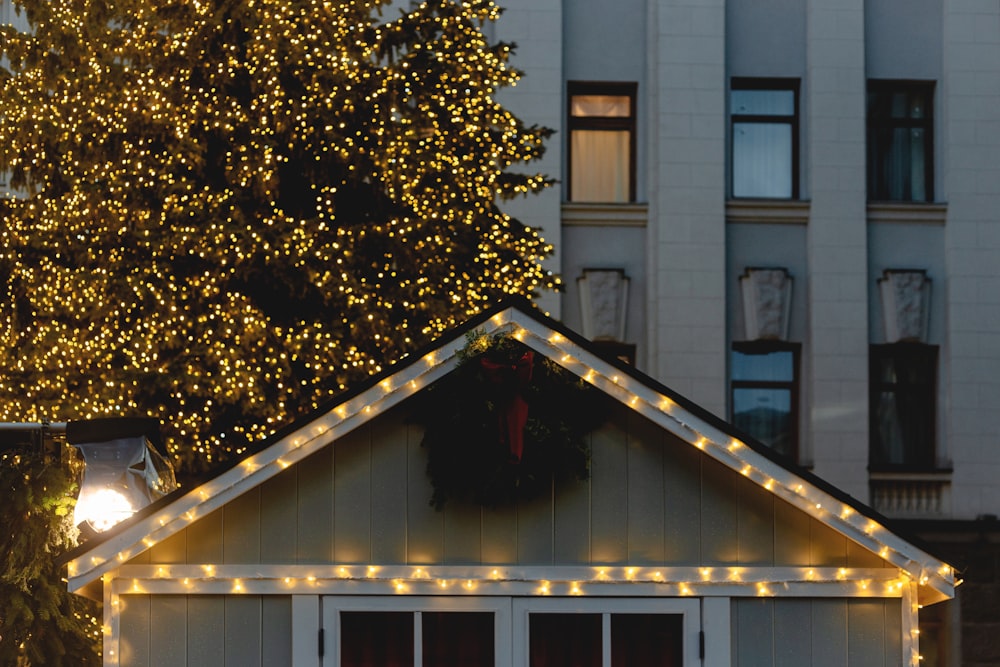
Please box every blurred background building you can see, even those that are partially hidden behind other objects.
[492,1,1000,664]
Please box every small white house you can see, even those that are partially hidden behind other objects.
[66,301,956,666]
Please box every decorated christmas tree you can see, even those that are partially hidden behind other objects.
[0,0,555,470]
[0,0,554,661]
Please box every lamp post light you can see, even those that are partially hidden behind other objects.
[0,418,178,534]
[66,418,177,534]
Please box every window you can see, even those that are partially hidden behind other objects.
[731,341,800,460]
[515,598,699,667]
[730,79,799,199]
[867,81,934,202]
[313,596,702,667]
[340,611,493,666]
[869,343,937,470]
[567,82,637,203]
[324,597,510,667]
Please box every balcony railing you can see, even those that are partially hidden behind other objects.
[870,472,951,517]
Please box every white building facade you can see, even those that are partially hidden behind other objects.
[494,1,1000,664]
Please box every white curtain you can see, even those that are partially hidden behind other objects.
[571,130,629,203]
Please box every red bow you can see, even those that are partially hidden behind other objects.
[480,351,534,463]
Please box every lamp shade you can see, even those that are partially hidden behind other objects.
[68,418,177,532]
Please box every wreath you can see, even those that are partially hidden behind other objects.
[415,329,609,509]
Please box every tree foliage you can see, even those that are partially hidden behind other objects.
[0,0,554,662]
[0,0,556,471]
[0,443,101,666]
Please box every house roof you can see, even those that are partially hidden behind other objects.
[64,298,958,604]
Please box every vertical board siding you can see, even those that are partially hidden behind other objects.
[186,508,223,564]
[701,457,740,564]
[187,596,225,666]
[443,503,484,564]
[515,490,555,564]
[260,467,299,563]
[738,476,776,565]
[261,596,293,665]
[552,475,591,563]
[407,417,445,563]
[148,527,186,564]
[810,519,850,568]
[332,425,372,563]
[149,596,187,667]
[627,410,667,563]
[733,598,775,665]
[140,405,899,571]
[733,599,902,666]
[662,427,703,564]
[590,420,629,563]
[481,504,519,563]
[119,595,150,667]
[811,600,849,667]
[370,417,409,563]
[223,487,261,564]
[773,496,813,566]
[120,596,291,667]
[224,596,262,667]
[774,599,813,663]
[296,445,333,562]
[847,599,890,667]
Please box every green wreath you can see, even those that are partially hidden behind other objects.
[415,330,609,509]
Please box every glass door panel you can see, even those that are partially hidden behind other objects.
[340,611,414,667]
[529,613,602,667]
[422,611,494,667]
[611,614,682,667]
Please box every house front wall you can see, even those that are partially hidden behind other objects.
[102,400,919,666]
[130,401,891,570]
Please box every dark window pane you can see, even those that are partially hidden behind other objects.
[422,612,494,667]
[733,388,793,458]
[730,82,798,200]
[341,612,414,667]
[611,614,683,667]
[732,123,793,198]
[867,82,933,202]
[731,349,794,381]
[870,345,937,469]
[730,344,799,460]
[730,89,795,116]
[530,614,601,667]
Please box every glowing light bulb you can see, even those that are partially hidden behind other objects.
[74,488,135,532]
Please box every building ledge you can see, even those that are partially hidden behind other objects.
[561,202,648,227]
[867,202,947,225]
[726,199,810,224]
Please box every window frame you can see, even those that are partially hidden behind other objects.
[730,340,801,462]
[729,78,800,200]
[321,596,513,667]
[869,342,939,472]
[512,597,703,667]
[566,80,638,203]
[314,595,706,667]
[866,80,935,203]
